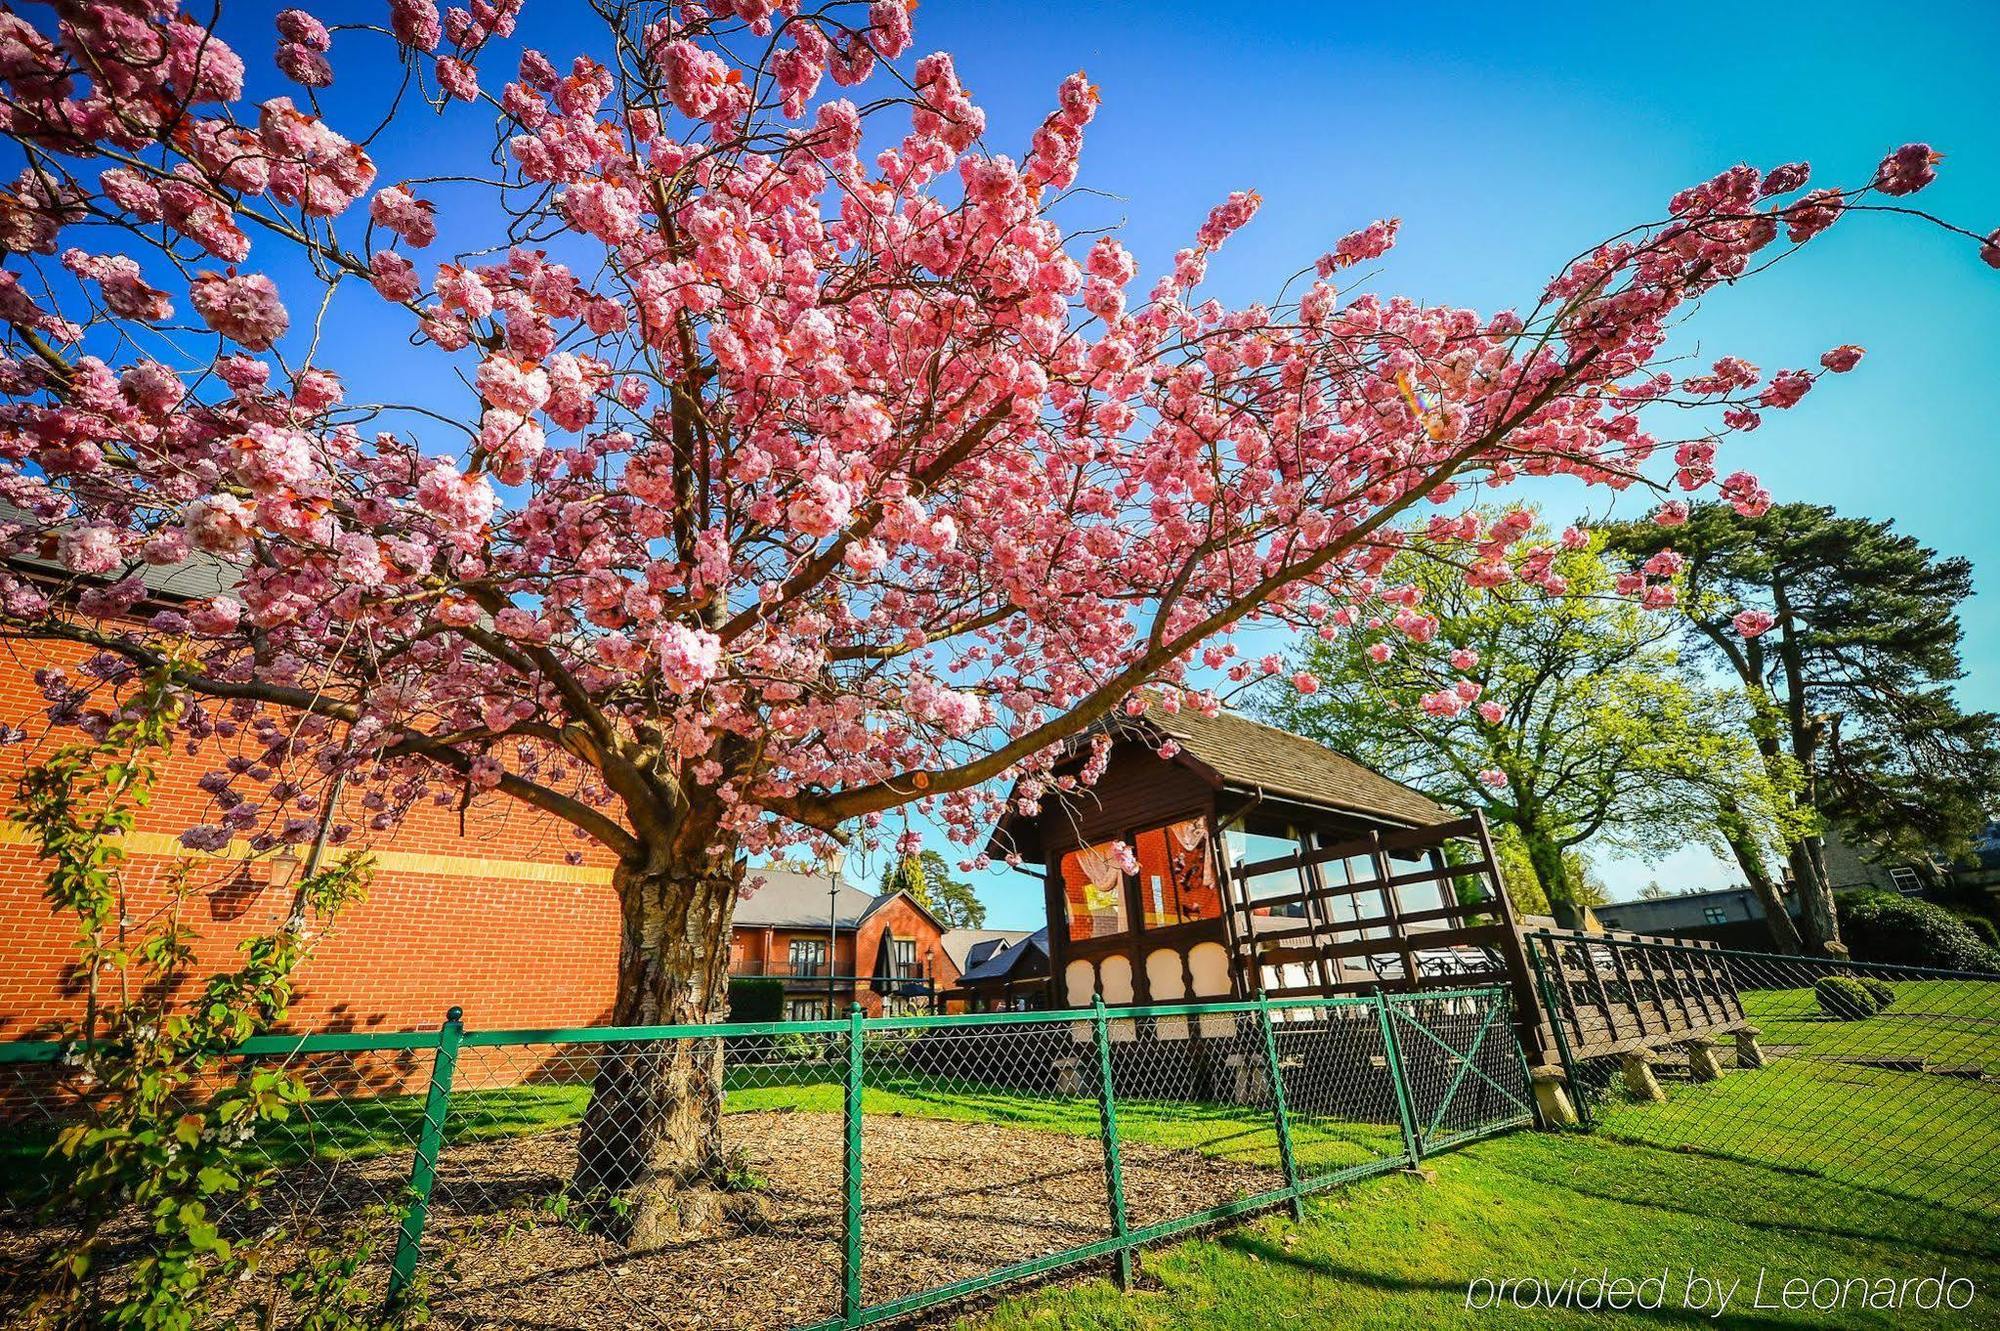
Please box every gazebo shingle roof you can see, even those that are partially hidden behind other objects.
[1134,701,1449,827]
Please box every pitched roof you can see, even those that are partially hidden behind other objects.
[1134,700,1449,827]
[939,928,1033,973]
[0,501,241,602]
[957,926,1050,985]
[735,867,876,929]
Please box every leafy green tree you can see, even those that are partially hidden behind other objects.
[1606,503,2000,955]
[880,848,987,929]
[1265,529,1798,934]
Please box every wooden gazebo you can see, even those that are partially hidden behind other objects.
[985,700,1747,1080]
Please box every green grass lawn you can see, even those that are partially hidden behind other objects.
[955,1130,2000,1330]
[1741,980,2000,1075]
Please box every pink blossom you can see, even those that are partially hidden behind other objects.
[189,597,243,635]
[1448,648,1480,671]
[437,56,478,102]
[1759,369,1813,409]
[62,250,170,322]
[1316,219,1399,277]
[1477,701,1504,725]
[180,824,233,852]
[371,185,437,247]
[190,272,289,350]
[1784,189,1843,243]
[185,494,257,554]
[1820,344,1865,373]
[414,461,497,537]
[1419,689,1465,718]
[1653,501,1689,527]
[1196,191,1260,250]
[1719,470,1772,518]
[1477,769,1510,790]
[1984,230,2000,271]
[369,251,420,302]
[58,525,122,576]
[563,181,642,242]
[1759,162,1810,197]
[1873,143,1940,196]
[391,0,442,51]
[1365,641,1394,664]
[656,623,723,693]
[475,356,549,413]
[1291,671,1319,695]
[1733,609,1776,638]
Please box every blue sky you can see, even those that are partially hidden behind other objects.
[881,0,2000,921]
[136,3,2000,920]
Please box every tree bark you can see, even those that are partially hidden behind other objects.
[1716,807,1800,953]
[573,854,751,1245]
[1790,835,1844,957]
[1519,825,1581,928]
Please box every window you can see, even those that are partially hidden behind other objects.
[890,937,918,979]
[1059,840,1131,941]
[1702,907,1728,925]
[1133,818,1223,928]
[787,999,828,1022]
[1890,866,1923,895]
[789,938,828,977]
[1225,824,1308,919]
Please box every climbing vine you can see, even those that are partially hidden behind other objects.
[14,663,388,1329]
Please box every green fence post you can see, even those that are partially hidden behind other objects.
[1527,942,1593,1130]
[386,1005,462,1309]
[841,1002,866,1324]
[1373,991,1422,1166]
[1257,995,1305,1219]
[1091,996,1133,1289]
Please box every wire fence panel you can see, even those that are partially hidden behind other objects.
[1530,934,2000,1246]
[1268,999,1421,1184]
[1382,991,1537,1157]
[856,1014,1117,1311]
[0,990,1532,1329]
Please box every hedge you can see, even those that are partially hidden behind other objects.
[1835,891,2000,974]
[726,976,786,1023]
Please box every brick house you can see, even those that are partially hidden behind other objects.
[728,870,959,1021]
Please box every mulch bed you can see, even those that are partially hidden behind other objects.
[0,1110,1276,1328]
[417,1110,1277,1329]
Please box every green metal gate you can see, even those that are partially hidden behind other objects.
[1381,990,1537,1156]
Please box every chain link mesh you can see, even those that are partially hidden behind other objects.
[1530,934,2000,1246]
[0,989,1529,1328]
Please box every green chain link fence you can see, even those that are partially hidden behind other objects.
[1526,932,2000,1248]
[0,987,1531,1328]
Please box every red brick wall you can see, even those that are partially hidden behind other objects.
[0,631,627,1038]
[0,636,976,1040]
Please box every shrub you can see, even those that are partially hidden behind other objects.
[1837,892,2000,973]
[726,977,786,1023]
[1816,976,1883,1021]
[1954,910,2000,951]
[1859,977,1897,1009]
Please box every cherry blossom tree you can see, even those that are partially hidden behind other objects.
[0,0,1989,1235]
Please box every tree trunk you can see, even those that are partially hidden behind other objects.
[1791,835,1844,957]
[1792,839,1832,955]
[1520,827,1581,928]
[1716,808,1800,954]
[574,855,754,1246]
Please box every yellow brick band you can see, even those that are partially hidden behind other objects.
[0,822,615,886]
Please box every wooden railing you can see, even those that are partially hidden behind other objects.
[1224,815,1539,1020]
[1525,929,1746,1061]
